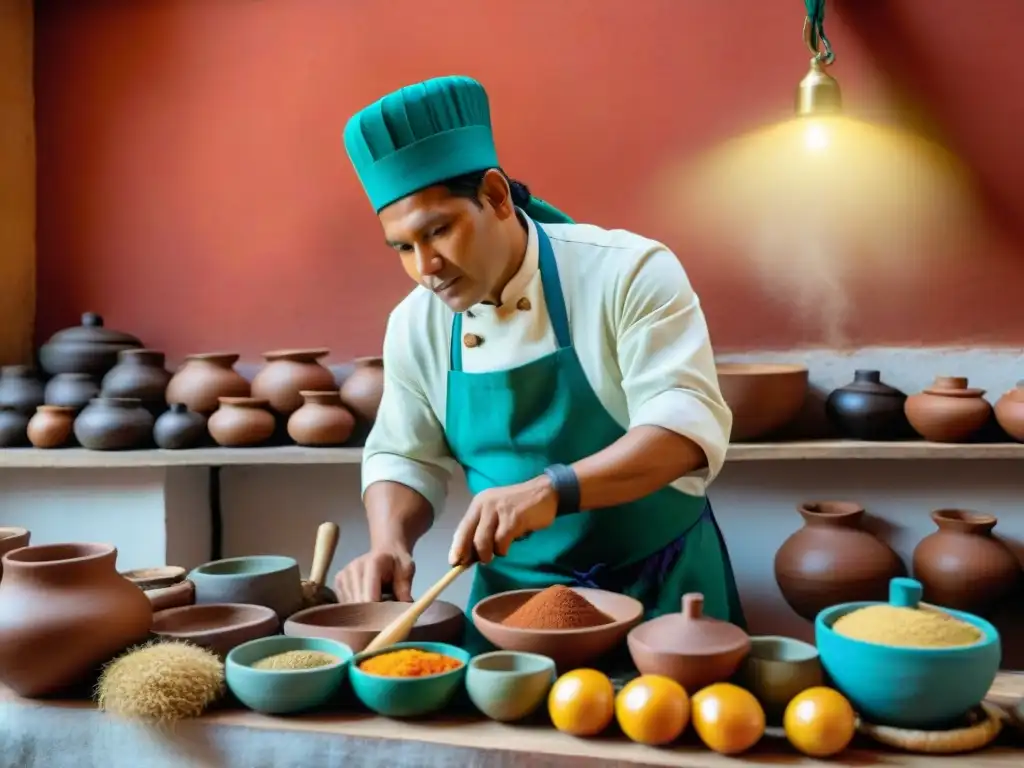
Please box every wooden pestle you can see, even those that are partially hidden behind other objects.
[362,564,469,654]
[300,521,340,608]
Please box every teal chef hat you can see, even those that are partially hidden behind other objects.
[343,75,572,224]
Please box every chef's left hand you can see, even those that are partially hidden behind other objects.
[449,475,558,566]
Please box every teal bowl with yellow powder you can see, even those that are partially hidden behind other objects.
[349,641,471,718]
[815,577,1000,729]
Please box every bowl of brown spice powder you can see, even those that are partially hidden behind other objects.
[472,585,643,668]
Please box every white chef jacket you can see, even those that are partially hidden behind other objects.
[361,214,733,516]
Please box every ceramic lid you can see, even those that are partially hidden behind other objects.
[629,593,749,655]
[923,375,984,398]
[43,312,141,347]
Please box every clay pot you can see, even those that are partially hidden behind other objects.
[74,397,155,451]
[44,372,100,412]
[38,312,142,377]
[994,381,1024,442]
[774,501,907,621]
[165,352,251,416]
[825,369,911,441]
[340,356,385,424]
[715,363,808,442]
[0,406,30,447]
[208,397,275,447]
[287,391,355,446]
[153,403,208,449]
[251,348,336,415]
[101,349,172,414]
[27,405,75,449]
[627,593,751,691]
[904,376,992,442]
[912,509,1021,615]
[0,365,45,417]
[0,527,30,579]
[0,543,152,697]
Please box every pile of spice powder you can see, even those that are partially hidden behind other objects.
[358,648,464,678]
[833,604,982,648]
[252,650,339,670]
[501,585,613,630]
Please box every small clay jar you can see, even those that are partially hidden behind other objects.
[0,406,30,448]
[44,372,100,412]
[74,397,155,450]
[37,312,143,377]
[165,353,251,415]
[27,405,75,449]
[287,391,355,446]
[825,370,911,441]
[153,403,208,450]
[208,397,275,447]
[251,348,336,415]
[904,376,992,442]
[0,527,30,580]
[101,349,172,415]
[994,381,1024,442]
[912,509,1021,615]
[0,365,45,416]
[340,356,384,424]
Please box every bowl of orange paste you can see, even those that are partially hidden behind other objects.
[349,641,471,717]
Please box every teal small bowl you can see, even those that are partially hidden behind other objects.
[226,635,353,714]
[816,577,1001,729]
[349,641,470,718]
[466,651,556,722]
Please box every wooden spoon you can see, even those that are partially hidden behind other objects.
[300,521,340,608]
[362,564,469,654]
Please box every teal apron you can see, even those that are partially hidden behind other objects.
[445,223,745,662]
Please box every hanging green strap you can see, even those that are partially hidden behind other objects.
[804,0,835,65]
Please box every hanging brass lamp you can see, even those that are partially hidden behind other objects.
[795,3,842,116]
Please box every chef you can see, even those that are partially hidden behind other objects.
[334,75,744,635]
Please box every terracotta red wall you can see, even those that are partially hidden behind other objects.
[33,0,1024,361]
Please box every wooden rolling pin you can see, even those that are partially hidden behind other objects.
[362,564,469,654]
[300,521,340,608]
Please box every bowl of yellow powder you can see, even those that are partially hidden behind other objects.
[815,577,1000,729]
[349,641,471,718]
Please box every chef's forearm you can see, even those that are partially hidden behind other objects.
[364,480,434,552]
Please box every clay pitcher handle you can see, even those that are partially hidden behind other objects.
[308,522,340,590]
[682,593,705,619]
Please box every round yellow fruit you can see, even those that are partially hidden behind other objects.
[784,686,856,757]
[615,674,690,745]
[690,682,765,755]
[548,668,615,737]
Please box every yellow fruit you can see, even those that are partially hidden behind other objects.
[615,674,690,745]
[691,683,765,755]
[784,687,856,758]
[548,669,615,737]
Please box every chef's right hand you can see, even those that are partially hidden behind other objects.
[334,547,416,603]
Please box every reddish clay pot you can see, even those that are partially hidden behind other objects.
[774,501,907,621]
[208,397,275,447]
[100,349,172,414]
[0,542,152,697]
[251,348,336,415]
[715,363,808,442]
[994,381,1024,442]
[340,356,384,424]
[287,391,355,446]
[912,509,1021,615]
[904,376,992,442]
[165,353,251,416]
[0,527,30,579]
[27,405,75,448]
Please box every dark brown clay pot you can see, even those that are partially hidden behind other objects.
[339,356,384,424]
[251,348,336,415]
[153,403,208,450]
[0,406,30,447]
[0,365,45,416]
[0,542,152,697]
[165,352,251,416]
[100,349,172,414]
[208,397,275,447]
[774,501,907,621]
[73,397,155,451]
[44,373,100,412]
[27,405,75,449]
[287,391,355,446]
[912,509,1021,615]
[994,381,1024,442]
[825,369,911,441]
[715,363,808,442]
[0,527,30,580]
[904,376,992,442]
[37,312,142,377]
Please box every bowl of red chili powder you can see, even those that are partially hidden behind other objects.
[472,585,643,668]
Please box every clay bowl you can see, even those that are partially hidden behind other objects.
[716,362,809,441]
[189,555,303,620]
[283,600,464,652]
[0,527,30,578]
[152,603,280,657]
[472,587,643,669]
[121,565,186,590]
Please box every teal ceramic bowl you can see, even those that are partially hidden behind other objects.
[816,577,1001,729]
[349,641,471,718]
[466,651,556,722]
[226,635,353,714]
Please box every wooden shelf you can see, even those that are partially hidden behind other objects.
[725,440,1024,461]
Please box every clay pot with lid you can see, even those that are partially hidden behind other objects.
[0,365,45,416]
[100,349,172,415]
[165,353,251,416]
[715,363,808,442]
[44,373,100,412]
[774,501,906,621]
[904,376,992,442]
[627,593,751,691]
[287,391,355,446]
[825,369,911,441]
[912,509,1021,615]
[994,381,1024,442]
[251,348,336,415]
[27,405,75,448]
[0,542,152,697]
[0,406,29,447]
[38,312,142,377]
[153,403,208,449]
[73,397,155,450]
[340,356,384,424]
[208,397,275,447]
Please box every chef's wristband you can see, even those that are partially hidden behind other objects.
[543,463,581,516]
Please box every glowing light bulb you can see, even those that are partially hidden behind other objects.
[804,121,829,151]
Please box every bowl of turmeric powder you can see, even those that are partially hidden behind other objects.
[815,577,1000,730]
[349,641,471,718]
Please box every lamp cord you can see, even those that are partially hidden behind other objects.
[804,0,835,65]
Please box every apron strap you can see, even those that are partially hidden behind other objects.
[450,312,464,372]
